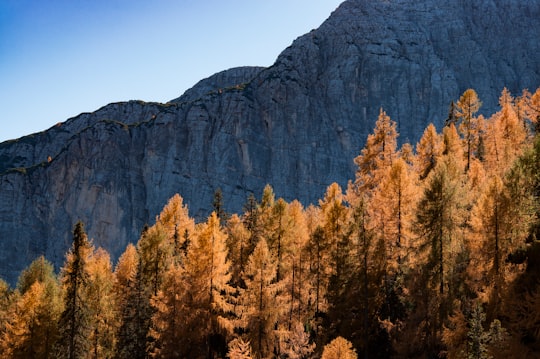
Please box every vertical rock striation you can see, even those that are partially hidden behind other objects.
[1,0,539,284]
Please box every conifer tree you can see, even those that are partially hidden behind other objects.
[55,221,93,359]
[86,248,116,359]
[213,187,228,225]
[484,102,527,175]
[321,336,357,359]
[152,212,233,357]
[414,158,466,353]
[1,257,61,359]
[372,158,416,274]
[319,183,348,282]
[283,200,310,330]
[227,338,253,359]
[280,320,315,359]
[17,256,56,295]
[136,223,170,357]
[156,193,194,262]
[226,214,251,287]
[114,243,146,359]
[455,89,482,171]
[526,88,540,133]
[138,222,170,298]
[238,238,281,358]
[415,123,443,180]
[0,278,15,357]
[148,263,186,358]
[243,192,261,254]
[352,108,398,193]
[445,101,458,127]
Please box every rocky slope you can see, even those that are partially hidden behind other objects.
[1,0,539,284]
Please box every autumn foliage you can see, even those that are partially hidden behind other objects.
[1,88,540,358]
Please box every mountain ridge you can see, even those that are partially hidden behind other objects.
[1,0,540,284]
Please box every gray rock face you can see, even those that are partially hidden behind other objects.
[1,0,539,284]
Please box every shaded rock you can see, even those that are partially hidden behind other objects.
[1,0,539,284]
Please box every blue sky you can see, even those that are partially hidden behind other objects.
[0,0,343,142]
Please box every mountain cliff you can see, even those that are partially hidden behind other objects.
[1,0,539,284]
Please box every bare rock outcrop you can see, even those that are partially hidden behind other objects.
[1,0,539,284]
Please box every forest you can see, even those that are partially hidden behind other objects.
[1,87,540,359]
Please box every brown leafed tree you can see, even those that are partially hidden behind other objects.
[484,102,527,175]
[456,89,482,171]
[113,243,147,359]
[0,257,61,359]
[352,108,398,194]
[415,123,443,180]
[321,336,357,359]
[86,248,116,359]
[156,193,195,262]
[238,238,282,358]
[152,212,233,358]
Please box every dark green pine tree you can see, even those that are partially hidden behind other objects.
[55,221,93,359]
[213,187,228,226]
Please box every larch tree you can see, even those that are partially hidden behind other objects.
[280,321,315,359]
[114,243,147,359]
[319,183,348,284]
[443,123,466,172]
[321,336,357,359]
[1,257,61,359]
[352,108,398,194]
[367,157,417,332]
[192,211,234,356]
[226,213,251,287]
[55,221,94,359]
[227,338,253,359]
[371,157,416,274]
[484,102,527,175]
[165,211,233,358]
[415,123,443,180]
[414,158,467,353]
[455,89,482,171]
[282,200,311,331]
[156,193,195,262]
[468,177,513,301]
[129,223,171,359]
[148,263,186,358]
[264,197,290,282]
[16,256,57,294]
[238,238,281,358]
[307,226,330,325]
[138,222,171,298]
[86,248,116,359]
[242,192,261,256]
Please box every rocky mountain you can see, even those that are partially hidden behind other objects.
[1,0,540,284]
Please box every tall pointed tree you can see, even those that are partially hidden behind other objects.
[1,257,61,359]
[55,221,93,359]
[86,248,116,359]
[455,89,482,171]
[114,243,147,359]
[353,108,398,194]
[156,193,195,261]
[415,123,443,180]
[226,214,251,287]
[152,212,233,358]
[238,239,281,358]
[413,158,467,353]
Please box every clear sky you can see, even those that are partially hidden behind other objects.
[0,0,343,142]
